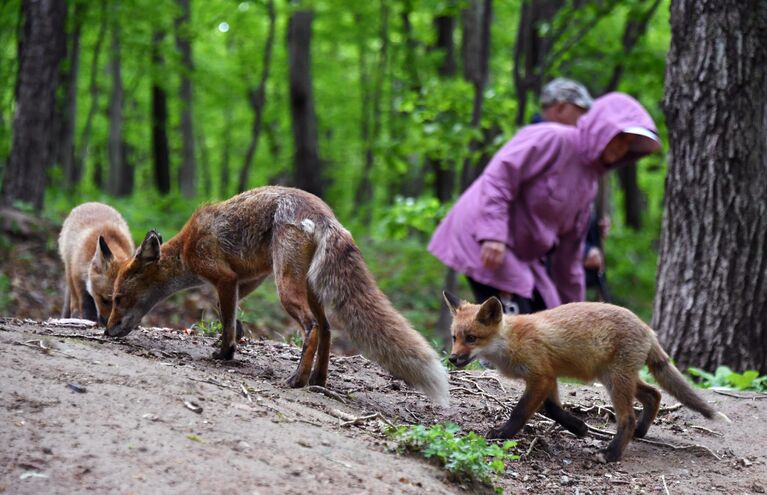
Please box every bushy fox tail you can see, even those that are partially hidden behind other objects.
[646,335,719,420]
[306,219,449,406]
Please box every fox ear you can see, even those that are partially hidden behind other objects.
[442,291,462,315]
[477,297,503,326]
[136,231,161,263]
[97,235,114,261]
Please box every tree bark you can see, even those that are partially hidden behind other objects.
[106,0,130,197]
[237,0,275,194]
[655,0,767,373]
[175,0,196,197]
[151,30,170,195]
[1,0,67,210]
[287,10,322,197]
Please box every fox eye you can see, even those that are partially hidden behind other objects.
[465,334,477,344]
[101,296,112,306]
[114,296,123,306]
[451,335,456,343]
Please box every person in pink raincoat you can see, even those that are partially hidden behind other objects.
[428,92,661,314]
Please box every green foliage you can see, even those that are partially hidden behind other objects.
[687,366,767,392]
[376,196,449,241]
[190,319,222,337]
[388,422,518,489]
[0,272,11,314]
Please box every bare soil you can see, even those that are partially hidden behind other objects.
[1,318,766,495]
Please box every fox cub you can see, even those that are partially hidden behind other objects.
[58,203,134,324]
[444,292,726,462]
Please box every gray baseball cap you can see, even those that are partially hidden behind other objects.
[540,78,594,110]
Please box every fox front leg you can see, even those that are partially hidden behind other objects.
[487,379,552,439]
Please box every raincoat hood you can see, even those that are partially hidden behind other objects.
[577,92,660,169]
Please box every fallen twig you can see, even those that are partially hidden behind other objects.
[305,385,348,404]
[689,425,723,437]
[586,424,721,460]
[450,385,512,411]
[712,389,767,400]
[340,412,394,428]
[661,474,670,495]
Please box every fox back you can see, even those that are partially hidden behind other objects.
[59,203,134,322]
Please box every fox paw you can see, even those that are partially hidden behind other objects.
[486,426,513,439]
[212,346,235,361]
[596,449,622,463]
[286,372,308,388]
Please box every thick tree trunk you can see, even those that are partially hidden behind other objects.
[1,0,67,210]
[237,0,275,194]
[151,30,170,195]
[175,0,196,197]
[655,0,767,373]
[106,2,130,197]
[287,10,322,197]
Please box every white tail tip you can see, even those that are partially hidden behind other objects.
[715,411,732,423]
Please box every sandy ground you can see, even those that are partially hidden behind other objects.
[1,318,766,495]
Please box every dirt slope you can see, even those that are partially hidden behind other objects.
[1,318,765,495]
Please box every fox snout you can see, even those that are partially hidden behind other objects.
[104,315,136,338]
[449,353,474,368]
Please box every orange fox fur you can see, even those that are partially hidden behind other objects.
[444,292,725,462]
[105,186,449,405]
[58,202,134,324]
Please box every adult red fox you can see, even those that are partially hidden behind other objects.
[105,186,449,405]
[443,292,727,462]
[58,202,135,324]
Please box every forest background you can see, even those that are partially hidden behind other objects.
[0,0,696,354]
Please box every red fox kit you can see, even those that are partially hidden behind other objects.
[58,203,135,324]
[444,292,726,462]
[105,186,449,405]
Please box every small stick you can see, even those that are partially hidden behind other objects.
[689,425,722,437]
[661,474,670,495]
[305,385,348,404]
[524,437,539,458]
[712,389,767,400]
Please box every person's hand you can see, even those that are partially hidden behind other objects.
[584,247,604,272]
[480,241,506,270]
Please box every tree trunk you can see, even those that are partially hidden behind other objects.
[287,10,322,197]
[354,1,390,210]
[604,1,662,229]
[175,0,196,197]
[655,0,767,373]
[78,0,107,177]
[151,30,170,195]
[59,0,83,187]
[459,0,492,190]
[106,1,129,197]
[428,12,456,203]
[237,0,275,194]
[1,0,67,210]
[512,0,564,126]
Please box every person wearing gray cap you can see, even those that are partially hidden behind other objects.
[538,77,594,126]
